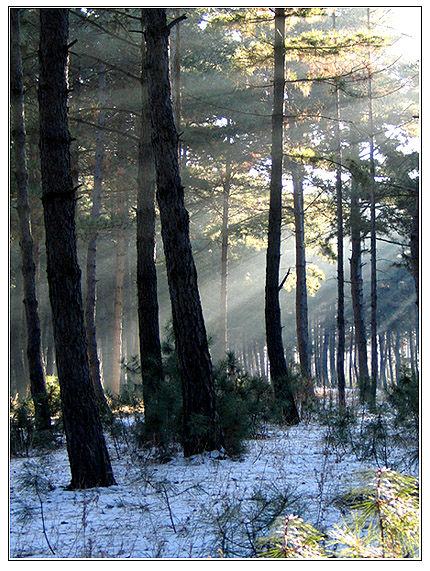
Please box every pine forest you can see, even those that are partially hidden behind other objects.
[9,7,420,560]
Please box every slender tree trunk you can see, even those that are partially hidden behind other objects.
[39,8,115,489]
[111,221,126,396]
[292,163,312,388]
[85,66,110,413]
[349,154,370,402]
[367,8,378,404]
[410,197,419,308]
[143,8,223,456]
[264,8,299,424]
[219,158,231,361]
[11,8,51,431]
[137,12,165,438]
[334,78,346,408]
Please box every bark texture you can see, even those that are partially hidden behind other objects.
[39,8,115,489]
[264,8,299,425]
[137,13,165,436]
[143,8,223,456]
[11,8,51,431]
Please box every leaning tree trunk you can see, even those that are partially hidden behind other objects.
[143,8,223,456]
[10,8,51,431]
[39,8,115,489]
[136,12,165,440]
[264,8,299,425]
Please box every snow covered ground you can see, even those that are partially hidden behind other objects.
[9,416,417,559]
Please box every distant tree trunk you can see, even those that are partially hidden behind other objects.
[219,157,231,361]
[143,8,223,456]
[137,12,165,438]
[292,163,312,391]
[349,154,370,402]
[334,75,346,407]
[110,219,126,396]
[39,8,115,489]
[367,8,378,405]
[85,66,110,413]
[410,197,419,308]
[379,332,387,389]
[264,8,299,425]
[11,8,51,431]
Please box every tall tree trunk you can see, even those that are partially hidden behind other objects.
[367,8,378,405]
[85,66,110,413]
[39,8,115,489]
[265,8,299,425]
[349,152,370,402]
[219,157,231,361]
[333,71,346,408]
[143,8,223,456]
[110,220,126,396]
[11,8,51,431]
[170,7,182,158]
[137,11,165,437]
[292,163,312,390]
[410,197,419,308]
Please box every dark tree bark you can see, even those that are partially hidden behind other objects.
[332,17,346,407]
[137,11,165,439]
[264,8,299,425]
[292,163,312,386]
[143,8,223,456]
[349,154,370,402]
[410,197,419,308]
[10,8,51,431]
[39,8,115,489]
[84,66,110,414]
[367,8,378,405]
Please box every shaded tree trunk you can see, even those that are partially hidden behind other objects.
[110,220,126,396]
[219,157,231,361]
[85,66,110,413]
[137,13,165,438]
[265,8,299,425]
[39,8,115,489]
[143,8,223,456]
[11,8,51,431]
[410,197,419,308]
[367,8,378,404]
[349,154,370,402]
[292,163,312,388]
[334,76,345,407]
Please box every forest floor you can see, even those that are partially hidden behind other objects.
[9,392,418,560]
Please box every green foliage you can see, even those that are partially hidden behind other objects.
[214,352,273,455]
[258,468,419,559]
[386,368,419,434]
[213,481,303,557]
[10,395,34,457]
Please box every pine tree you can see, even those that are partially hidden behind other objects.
[39,8,115,488]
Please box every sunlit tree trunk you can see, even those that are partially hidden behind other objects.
[265,8,299,425]
[39,8,115,489]
[11,8,51,430]
[143,8,224,456]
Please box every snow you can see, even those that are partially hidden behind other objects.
[9,417,416,559]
